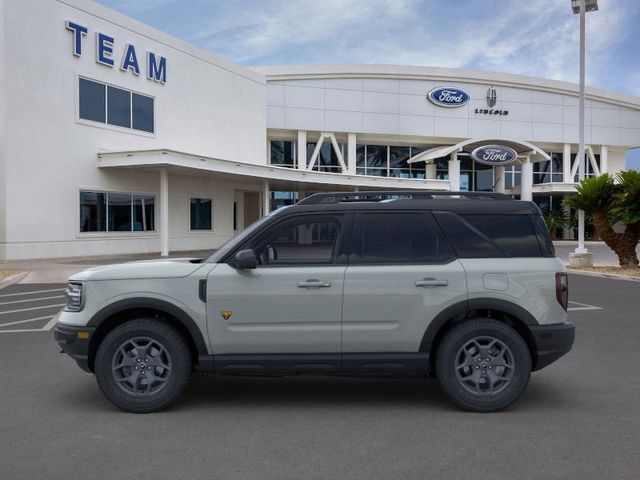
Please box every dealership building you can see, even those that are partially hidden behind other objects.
[1,0,640,260]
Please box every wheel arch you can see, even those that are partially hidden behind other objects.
[421,299,539,372]
[86,298,209,373]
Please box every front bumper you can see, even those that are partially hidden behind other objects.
[530,322,575,371]
[53,323,96,373]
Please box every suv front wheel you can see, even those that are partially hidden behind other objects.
[436,318,531,412]
[95,319,192,413]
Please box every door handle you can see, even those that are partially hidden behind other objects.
[415,278,448,287]
[297,279,332,288]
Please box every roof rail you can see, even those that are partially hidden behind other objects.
[297,191,510,205]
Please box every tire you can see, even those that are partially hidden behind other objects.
[435,318,531,413]
[95,319,192,413]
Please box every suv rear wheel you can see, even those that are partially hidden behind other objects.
[95,319,192,413]
[436,318,531,412]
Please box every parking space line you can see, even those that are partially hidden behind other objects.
[0,288,64,298]
[0,315,53,328]
[43,315,59,331]
[568,300,602,311]
[0,295,64,306]
[0,327,49,334]
[0,304,65,315]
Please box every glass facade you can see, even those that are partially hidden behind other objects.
[78,78,154,133]
[270,140,296,168]
[356,145,427,178]
[534,152,564,184]
[306,142,345,172]
[80,191,155,233]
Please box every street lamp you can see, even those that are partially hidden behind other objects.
[572,0,598,257]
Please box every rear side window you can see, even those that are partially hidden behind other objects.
[434,212,545,258]
[352,212,454,264]
[530,215,556,257]
[461,215,542,257]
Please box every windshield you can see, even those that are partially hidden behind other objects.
[205,208,287,263]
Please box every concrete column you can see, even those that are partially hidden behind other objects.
[563,143,572,183]
[160,168,169,257]
[426,163,437,180]
[494,165,506,193]
[600,145,608,174]
[297,130,307,170]
[448,154,460,191]
[521,157,534,201]
[347,133,357,175]
[263,180,270,216]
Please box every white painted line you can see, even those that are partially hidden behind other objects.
[0,288,64,298]
[567,300,602,311]
[42,313,60,331]
[0,295,64,306]
[0,303,65,315]
[0,315,53,328]
[0,327,48,333]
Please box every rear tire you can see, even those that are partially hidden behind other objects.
[95,319,192,413]
[435,318,531,412]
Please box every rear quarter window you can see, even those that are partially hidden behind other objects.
[434,212,546,258]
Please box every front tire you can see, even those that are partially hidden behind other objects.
[435,318,531,412]
[95,319,192,413]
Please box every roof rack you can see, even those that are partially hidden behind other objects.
[297,191,510,205]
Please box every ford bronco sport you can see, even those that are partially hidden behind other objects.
[54,191,574,413]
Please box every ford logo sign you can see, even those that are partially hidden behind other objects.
[471,145,518,166]
[427,87,470,108]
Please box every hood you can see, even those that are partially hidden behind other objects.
[69,258,207,281]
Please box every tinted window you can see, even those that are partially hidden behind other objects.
[108,193,133,231]
[461,215,542,257]
[133,195,155,231]
[530,215,555,257]
[79,79,106,123]
[353,213,454,264]
[80,191,106,232]
[132,93,154,133]
[107,86,131,128]
[434,212,501,258]
[252,217,341,266]
[191,198,212,230]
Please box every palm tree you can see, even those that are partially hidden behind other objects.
[543,210,568,240]
[565,172,640,267]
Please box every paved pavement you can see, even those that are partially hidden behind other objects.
[0,274,639,479]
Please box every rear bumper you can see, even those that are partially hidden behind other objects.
[530,322,575,371]
[53,323,96,373]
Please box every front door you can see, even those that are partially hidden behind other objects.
[341,212,467,355]
[206,214,348,355]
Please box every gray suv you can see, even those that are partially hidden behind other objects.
[54,191,574,413]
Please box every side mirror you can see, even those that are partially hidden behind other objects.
[234,249,257,270]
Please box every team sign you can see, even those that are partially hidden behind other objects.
[470,145,518,166]
[66,21,167,84]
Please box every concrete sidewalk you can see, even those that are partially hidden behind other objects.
[1,242,638,284]
[0,250,212,284]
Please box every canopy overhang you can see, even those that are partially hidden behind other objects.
[407,138,551,164]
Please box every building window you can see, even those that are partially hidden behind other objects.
[534,152,564,184]
[504,165,522,189]
[78,78,154,133]
[80,191,155,233]
[306,142,344,173]
[190,198,212,230]
[356,145,428,178]
[270,140,297,168]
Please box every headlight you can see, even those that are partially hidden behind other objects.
[64,282,84,312]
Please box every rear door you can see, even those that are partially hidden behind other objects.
[341,211,467,354]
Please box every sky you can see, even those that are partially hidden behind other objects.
[94,0,640,169]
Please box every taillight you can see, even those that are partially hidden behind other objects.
[555,272,569,311]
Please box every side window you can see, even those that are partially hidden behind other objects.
[353,212,454,264]
[433,211,502,258]
[460,214,543,257]
[251,217,342,266]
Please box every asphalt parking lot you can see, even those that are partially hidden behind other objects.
[0,274,639,480]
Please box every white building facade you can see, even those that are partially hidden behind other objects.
[1,0,640,260]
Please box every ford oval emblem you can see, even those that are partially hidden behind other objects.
[471,145,518,166]
[427,87,470,108]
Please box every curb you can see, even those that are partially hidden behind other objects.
[0,271,30,290]
[568,269,640,282]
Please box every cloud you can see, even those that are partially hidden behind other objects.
[96,0,640,95]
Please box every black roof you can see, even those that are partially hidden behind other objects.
[279,191,541,215]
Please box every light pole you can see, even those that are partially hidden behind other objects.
[571,0,598,255]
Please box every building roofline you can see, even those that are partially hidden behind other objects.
[250,64,640,109]
[56,0,265,85]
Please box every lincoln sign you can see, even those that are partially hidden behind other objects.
[470,145,518,166]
